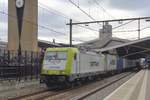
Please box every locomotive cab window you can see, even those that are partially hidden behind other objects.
[45,51,67,60]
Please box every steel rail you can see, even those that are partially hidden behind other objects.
[77,73,133,100]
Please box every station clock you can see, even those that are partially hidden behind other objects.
[16,0,24,8]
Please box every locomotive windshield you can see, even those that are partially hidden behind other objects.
[45,51,67,60]
[43,51,67,70]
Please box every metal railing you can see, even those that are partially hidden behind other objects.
[0,49,42,81]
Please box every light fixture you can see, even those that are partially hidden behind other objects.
[145,19,150,22]
[118,20,123,24]
[85,24,89,26]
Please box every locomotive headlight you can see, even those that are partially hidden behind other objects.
[62,71,65,74]
[42,69,47,74]
[59,70,65,74]
[45,70,48,73]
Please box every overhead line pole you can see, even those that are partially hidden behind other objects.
[69,19,72,47]
[66,17,150,45]
[138,19,141,40]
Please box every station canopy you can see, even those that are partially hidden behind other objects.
[99,37,150,59]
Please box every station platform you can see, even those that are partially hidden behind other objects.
[0,80,46,99]
[104,69,150,100]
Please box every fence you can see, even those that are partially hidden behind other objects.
[0,49,42,81]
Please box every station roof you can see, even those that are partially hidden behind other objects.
[78,37,130,49]
[38,40,70,48]
[38,40,61,48]
[99,37,150,59]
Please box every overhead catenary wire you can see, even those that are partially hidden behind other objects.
[32,2,150,35]
[94,0,115,19]
[36,3,69,34]
[27,2,150,42]
[38,3,72,21]
[113,29,138,33]
[76,25,99,32]
[0,1,100,43]
[140,25,150,31]
[34,1,119,42]
[38,2,100,33]
[112,20,135,30]
[2,1,150,43]
[113,23,150,33]
[0,11,67,36]
[68,0,97,21]
[38,2,150,43]
[68,17,150,25]
[67,0,138,32]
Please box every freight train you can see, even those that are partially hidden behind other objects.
[41,47,138,88]
[144,57,150,68]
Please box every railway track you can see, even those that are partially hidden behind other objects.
[45,72,134,100]
[8,72,135,100]
[8,84,83,100]
[9,88,73,100]
[8,89,49,100]
[77,72,133,100]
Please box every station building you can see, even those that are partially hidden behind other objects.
[78,22,130,50]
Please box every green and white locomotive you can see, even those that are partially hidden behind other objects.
[41,47,106,88]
